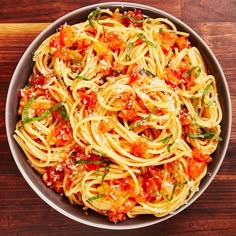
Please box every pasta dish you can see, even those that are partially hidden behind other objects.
[14,8,222,223]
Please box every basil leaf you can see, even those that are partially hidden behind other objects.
[160,134,173,144]
[187,128,222,141]
[88,193,105,201]
[101,159,110,184]
[75,159,103,165]
[183,66,201,79]
[88,8,101,27]
[202,84,211,105]
[76,75,89,81]
[22,96,35,123]
[126,42,134,61]
[137,34,157,48]
[91,149,105,157]
[191,96,199,126]
[139,68,155,77]
[167,143,173,152]
[23,101,64,124]
[58,106,68,121]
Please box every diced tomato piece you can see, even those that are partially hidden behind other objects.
[192,148,212,163]
[127,64,140,84]
[108,197,136,223]
[140,167,163,202]
[122,9,144,27]
[50,34,61,49]
[118,109,140,122]
[48,122,73,147]
[175,36,190,51]
[160,32,178,53]
[99,119,114,133]
[165,68,191,88]
[80,91,97,108]
[130,139,148,157]
[60,25,74,48]
[186,158,206,179]
[179,108,191,126]
[105,32,126,51]
[29,75,46,88]
[42,166,64,192]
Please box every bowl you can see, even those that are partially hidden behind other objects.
[6,2,231,230]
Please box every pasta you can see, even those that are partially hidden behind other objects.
[14,8,222,223]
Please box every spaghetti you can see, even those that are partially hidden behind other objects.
[14,8,222,223]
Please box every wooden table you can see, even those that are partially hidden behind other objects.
[1,1,235,235]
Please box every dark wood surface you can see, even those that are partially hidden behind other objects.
[1,1,235,235]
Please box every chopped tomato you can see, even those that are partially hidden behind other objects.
[108,198,136,223]
[160,32,178,53]
[175,36,190,51]
[192,148,212,163]
[29,75,46,88]
[60,25,74,48]
[186,158,206,179]
[77,38,92,52]
[99,119,114,133]
[122,9,144,27]
[42,166,64,192]
[48,122,73,147]
[80,91,97,108]
[127,64,140,84]
[130,139,148,157]
[136,96,149,113]
[118,109,140,122]
[165,68,191,88]
[140,167,163,202]
[50,34,61,49]
[179,108,192,126]
[105,32,126,51]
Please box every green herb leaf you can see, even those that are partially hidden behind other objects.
[187,128,222,141]
[167,143,173,152]
[202,84,211,105]
[183,66,201,79]
[139,68,155,77]
[191,95,199,126]
[22,96,35,123]
[75,159,103,165]
[137,34,157,48]
[129,120,142,130]
[91,149,105,157]
[101,159,110,184]
[23,100,64,124]
[160,134,173,144]
[58,106,68,121]
[88,193,105,201]
[76,75,89,81]
[161,181,187,201]
[126,42,134,61]
[88,8,101,27]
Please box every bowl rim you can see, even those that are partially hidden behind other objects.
[5,1,232,230]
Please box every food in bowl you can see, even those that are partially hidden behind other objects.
[10,5,225,225]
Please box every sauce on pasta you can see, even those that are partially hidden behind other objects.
[14,8,222,223]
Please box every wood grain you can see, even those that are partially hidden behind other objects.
[0,1,235,235]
